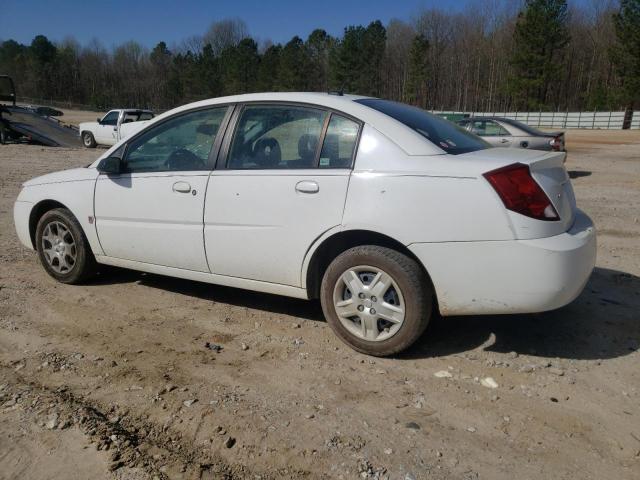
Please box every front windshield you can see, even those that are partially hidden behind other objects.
[355,98,489,155]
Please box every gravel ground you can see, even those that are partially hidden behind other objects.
[1,131,639,480]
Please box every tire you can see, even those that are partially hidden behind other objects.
[320,245,432,357]
[35,208,97,284]
[82,131,97,148]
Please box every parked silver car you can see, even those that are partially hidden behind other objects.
[457,117,565,152]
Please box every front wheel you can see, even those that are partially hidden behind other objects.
[36,208,97,284]
[82,131,97,148]
[320,245,432,356]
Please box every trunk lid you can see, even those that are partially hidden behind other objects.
[527,150,576,230]
[459,148,576,239]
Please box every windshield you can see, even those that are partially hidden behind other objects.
[355,99,489,155]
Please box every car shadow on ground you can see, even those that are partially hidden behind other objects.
[90,266,326,321]
[406,267,639,361]
[568,170,592,179]
[89,266,639,362]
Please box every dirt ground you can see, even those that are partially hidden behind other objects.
[0,130,639,480]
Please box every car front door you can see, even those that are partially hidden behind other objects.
[96,110,119,145]
[94,106,230,272]
[470,119,513,147]
[204,104,361,287]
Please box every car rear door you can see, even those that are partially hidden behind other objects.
[204,103,361,287]
[94,106,230,272]
[471,119,513,147]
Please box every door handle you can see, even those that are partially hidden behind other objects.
[295,180,319,194]
[172,181,192,193]
[500,138,509,143]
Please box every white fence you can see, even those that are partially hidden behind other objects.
[433,110,640,130]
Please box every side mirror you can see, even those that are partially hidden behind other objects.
[97,156,122,175]
[97,117,102,123]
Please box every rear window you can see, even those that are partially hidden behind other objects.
[499,118,545,136]
[355,99,489,155]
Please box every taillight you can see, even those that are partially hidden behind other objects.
[549,136,562,151]
[484,163,559,221]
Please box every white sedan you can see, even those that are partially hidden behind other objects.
[13,93,596,356]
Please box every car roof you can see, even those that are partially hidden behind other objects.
[148,92,445,156]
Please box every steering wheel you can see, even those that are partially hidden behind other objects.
[164,148,205,171]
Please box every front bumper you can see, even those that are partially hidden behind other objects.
[409,210,596,316]
[14,200,34,250]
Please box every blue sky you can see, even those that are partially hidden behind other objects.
[0,0,475,49]
[1,0,596,50]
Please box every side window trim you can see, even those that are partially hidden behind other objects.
[314,113,332,168]
[217,101,364,171]
[215,104,243,170]
[326,113,363,170]
[119,105,232,174]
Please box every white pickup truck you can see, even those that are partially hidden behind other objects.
[79,109,154,148]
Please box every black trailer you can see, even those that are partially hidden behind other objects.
[0,75,80,147]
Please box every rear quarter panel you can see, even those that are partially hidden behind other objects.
[344,125,514,243]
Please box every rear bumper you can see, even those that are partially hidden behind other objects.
[409,210,596,316]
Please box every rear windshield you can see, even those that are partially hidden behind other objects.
[355,98,489,155]
[499,118,546,136]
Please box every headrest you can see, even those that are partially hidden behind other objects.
[254,137,281,167]
[298,134,318,162]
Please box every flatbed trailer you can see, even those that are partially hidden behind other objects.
[0,75,80,147]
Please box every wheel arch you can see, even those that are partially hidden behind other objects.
[28,199,70,249]
[303,228,436,301]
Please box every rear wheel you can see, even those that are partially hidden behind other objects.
[320,245,432,356]
[82,131,96,148]
[36,208,97,284]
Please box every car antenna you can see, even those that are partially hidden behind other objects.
[328,86,344,96]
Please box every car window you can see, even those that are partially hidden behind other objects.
[101,111,119,126]
[471,119,510,137]
[355,98,488,155]
[122,111,154,123]
[227,105,328,169]
[499,118,545,136]
[319,114,359,168]
[123,107,227,173]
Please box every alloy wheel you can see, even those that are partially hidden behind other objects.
[41,220,77,274]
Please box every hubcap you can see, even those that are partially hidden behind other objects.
[332,265,405,342]
[41,221,77,274]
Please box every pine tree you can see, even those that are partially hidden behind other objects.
[306,29,332,92]
[405,34,429,107]
[330,25,365,93]
[257,44,282,92]
[361,21,386,96]
[611,0,640,109]
[330,21,386,96]
[220,38,259,95]
[277,36,309,90]
[507,0,570,109]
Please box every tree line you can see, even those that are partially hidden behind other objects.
[0,0,638,113]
